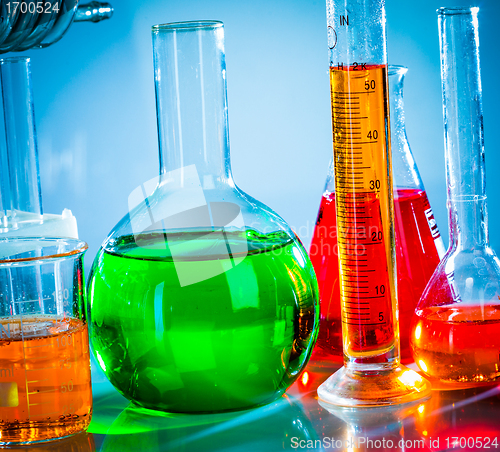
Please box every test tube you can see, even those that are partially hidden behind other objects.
[0,57,42,220]
[0,82,8,227]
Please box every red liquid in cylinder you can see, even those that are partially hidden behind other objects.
[310,188,441,362]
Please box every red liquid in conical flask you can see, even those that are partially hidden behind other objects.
[310,188,442,363]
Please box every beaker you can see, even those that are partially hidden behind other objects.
[316,0,431,406]
[87,20,319,413]
[411,7,500,384]
[0,237,92,444]
[310,66,445,364]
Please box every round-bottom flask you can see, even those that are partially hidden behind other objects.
[87,21,319,413]
[411,7,500,384]
[310,66,444,364]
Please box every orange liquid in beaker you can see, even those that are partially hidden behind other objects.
[0,317,92,443]
[411,304,500,383]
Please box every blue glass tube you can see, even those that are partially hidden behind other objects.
[0,57,42,222]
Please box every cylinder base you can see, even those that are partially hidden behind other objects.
[317,364,431,407]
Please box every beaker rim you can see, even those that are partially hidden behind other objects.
[0,237,88,265]
[152,20,223,31]
[437,6,479,16]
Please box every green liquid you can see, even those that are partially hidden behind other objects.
[88,230,319,412]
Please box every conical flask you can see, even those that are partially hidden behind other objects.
[87,21,319,413]
[310,65,444,364]
[411,7,500,384]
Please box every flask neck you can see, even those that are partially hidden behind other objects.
[152,22,233,190]
[388,65,424,191]
[389,67,407,150]
[439,8,488,250]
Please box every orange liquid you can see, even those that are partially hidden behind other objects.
[330,64,397,358]
[0,317,92,444]
[411,304,500,383]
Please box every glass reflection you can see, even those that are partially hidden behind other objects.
[0,433,95,452]
[100,395,316,451]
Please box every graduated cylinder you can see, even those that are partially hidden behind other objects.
[317,0,430,407]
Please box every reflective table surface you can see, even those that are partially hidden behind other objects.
[6,360,500,451]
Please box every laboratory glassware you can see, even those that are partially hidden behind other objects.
[87,20,319,413]
[0,1,16,46]
[411,7,500,384]
[0,56,42,221]
[310,66,445,364]
[0,237,92,444]
[0,0,40,52]
[0,1,113,53]
[0,56,78,238]
[316,0,431,406]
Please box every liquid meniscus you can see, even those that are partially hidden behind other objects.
[0,317,92,444]
[88,230,319,412]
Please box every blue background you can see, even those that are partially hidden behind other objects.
[16,0,500,266]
